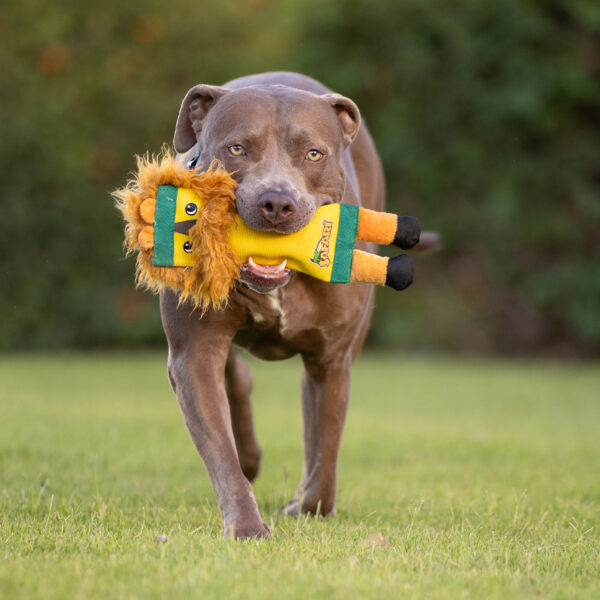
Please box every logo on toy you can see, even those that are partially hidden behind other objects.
[310,219,334,268]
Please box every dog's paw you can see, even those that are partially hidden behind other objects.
[280,497,336,518]
[224,518,271,541]
[280,499,302,518]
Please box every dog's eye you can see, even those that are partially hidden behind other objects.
[306,149,324,162]
[183,241,192,253]
[228,144,246,156]
[185,203,197,216]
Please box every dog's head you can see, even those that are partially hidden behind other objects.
[174,84,361,233]
[173,83,361,294]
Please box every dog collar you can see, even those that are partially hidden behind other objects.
[186,147,200,170]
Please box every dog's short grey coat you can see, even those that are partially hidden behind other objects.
[161,72,387,539]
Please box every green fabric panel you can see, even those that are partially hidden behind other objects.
[152,185,178,266]
[331,203,359,283]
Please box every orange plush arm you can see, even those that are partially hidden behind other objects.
[356,207,420,249]
[349,208,421,291]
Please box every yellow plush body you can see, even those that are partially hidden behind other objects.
[153,186,356,283]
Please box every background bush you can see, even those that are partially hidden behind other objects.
[1,0,598,354]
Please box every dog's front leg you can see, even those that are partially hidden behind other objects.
[160,292,270,540]
[283,351,352,517]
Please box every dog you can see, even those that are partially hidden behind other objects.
[160,72,427,539]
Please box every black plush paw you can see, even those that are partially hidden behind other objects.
[393,216,421,250]
[385,254,414,291]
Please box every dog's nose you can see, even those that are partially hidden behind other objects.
[257,191,297,226]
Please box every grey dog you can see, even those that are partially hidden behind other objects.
[160,72,431,539]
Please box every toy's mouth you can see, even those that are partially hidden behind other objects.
[239,257,292,294]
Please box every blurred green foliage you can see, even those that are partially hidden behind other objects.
[0,0,598,354]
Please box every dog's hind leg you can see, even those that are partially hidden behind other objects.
[281,286,375,518]
[225,348,262,482]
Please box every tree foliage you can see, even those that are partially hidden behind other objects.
[1,0,598,353]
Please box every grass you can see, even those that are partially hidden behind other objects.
[0,351,599,599]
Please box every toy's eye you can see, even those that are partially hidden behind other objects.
[183,241,192,253]
[306,149,324,162]
[185,202,197,215]
[228,144,246,156]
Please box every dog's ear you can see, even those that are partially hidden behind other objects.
[322,94,361,147]
[173,84,230,153]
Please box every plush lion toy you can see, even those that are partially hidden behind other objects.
[114,150,420,311]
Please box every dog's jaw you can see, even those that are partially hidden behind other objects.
[239,258,293,294]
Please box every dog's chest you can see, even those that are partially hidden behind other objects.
[232,286,328,359]
[249,289,286,327]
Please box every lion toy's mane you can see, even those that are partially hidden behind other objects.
[113,149,239,312]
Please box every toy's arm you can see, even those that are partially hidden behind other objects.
[356,208,420,249]
[350,250,414,291]
[347,208,420,291]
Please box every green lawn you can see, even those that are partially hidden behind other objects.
[0,351,599,599]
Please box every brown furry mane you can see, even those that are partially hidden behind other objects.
[113,148,240,311]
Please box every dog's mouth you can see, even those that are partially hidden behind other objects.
[239,257,292,294]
